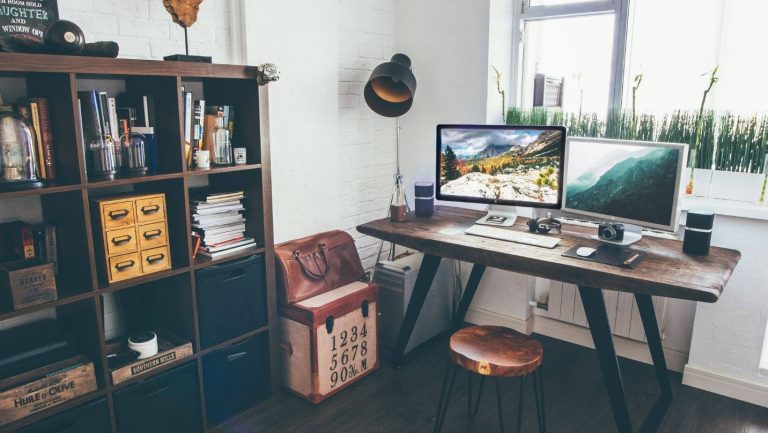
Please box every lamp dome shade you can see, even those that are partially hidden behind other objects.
[364,53,417,117]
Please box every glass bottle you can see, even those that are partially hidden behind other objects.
[212,114,232,165]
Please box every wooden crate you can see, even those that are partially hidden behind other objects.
[0,355,97,427]
[277,281,379,404]
[0,259,57,311]
[106,330,193,385]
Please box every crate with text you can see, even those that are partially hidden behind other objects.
[277,281,379,403]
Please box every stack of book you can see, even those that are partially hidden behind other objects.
[190,190,257,259]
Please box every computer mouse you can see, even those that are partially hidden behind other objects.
[576,247,597,257]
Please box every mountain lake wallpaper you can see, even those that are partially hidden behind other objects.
[564,141,682,226]
[439,128,563,204]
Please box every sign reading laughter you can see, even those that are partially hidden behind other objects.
[0,0,58,44]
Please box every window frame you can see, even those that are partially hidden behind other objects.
[511,0,630,112]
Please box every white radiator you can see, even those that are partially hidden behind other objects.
[534,279,666,343]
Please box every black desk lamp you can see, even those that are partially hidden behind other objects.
[364,53,417,262]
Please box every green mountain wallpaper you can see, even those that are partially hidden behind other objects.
[565,148,680,226]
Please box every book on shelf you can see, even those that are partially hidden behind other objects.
[185,103,237,169]
[0,221,36,262]
[117,92,155,128]
[197,241,257,259]
[77,91,103,147]
[31,224,58,275]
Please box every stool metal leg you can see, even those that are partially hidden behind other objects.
[434,363,459,433]
[468,372,486,419]
[532,369,546,433]
[517,376,524,433]
[494,378,506,433]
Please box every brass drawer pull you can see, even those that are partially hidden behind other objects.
[146,254,165,264]
[108,209,130,219]
[115,260,136,271]
[143,229,162,239]
[141,205,160,215]
[111,235,132,245]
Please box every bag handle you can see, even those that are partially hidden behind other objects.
[294,243,330,279]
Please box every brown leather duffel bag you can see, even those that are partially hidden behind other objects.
[275,230,366,304]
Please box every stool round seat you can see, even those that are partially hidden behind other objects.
[449,326,543,378]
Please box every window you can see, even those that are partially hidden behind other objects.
[511,0,768,173]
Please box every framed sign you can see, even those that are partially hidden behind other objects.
[0,0,58,45]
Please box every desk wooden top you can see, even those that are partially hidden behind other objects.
[357,206,741,303]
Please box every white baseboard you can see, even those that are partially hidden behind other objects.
[683,364,768,408]
[465,307,688,373]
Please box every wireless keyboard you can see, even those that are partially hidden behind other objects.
[464,224,561,249]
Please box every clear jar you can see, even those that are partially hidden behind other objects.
[0,114,43,190]
[88,136,117,180]
[212,115,232,165]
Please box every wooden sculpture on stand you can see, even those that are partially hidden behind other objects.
[163,0,212,63]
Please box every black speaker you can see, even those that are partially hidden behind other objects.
[414,181,434,217]
[113,362,202,433]
[683,210,714,256]
[195,255,267,348]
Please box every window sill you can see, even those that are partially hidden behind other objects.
[681,197,768,221]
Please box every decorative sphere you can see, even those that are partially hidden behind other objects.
[44,20,86,55]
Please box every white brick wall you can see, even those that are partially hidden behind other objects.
[337,0,398,269]
[58,0,235,63]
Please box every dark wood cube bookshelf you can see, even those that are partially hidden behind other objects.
[0,53,277,432]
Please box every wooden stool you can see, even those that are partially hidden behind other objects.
[433,326,546,433]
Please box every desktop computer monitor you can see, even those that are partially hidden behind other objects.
[436,124,566,226]
[562,137,688,235]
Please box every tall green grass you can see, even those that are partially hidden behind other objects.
[506,107,768,174]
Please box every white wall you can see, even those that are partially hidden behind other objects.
[337,0,398,268]
[684,215,768,406]
[242,0,341,243]
[59,0,236,63]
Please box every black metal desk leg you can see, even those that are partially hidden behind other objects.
[392,253,442,367]
[452,264,486,330]
[579,286,633,433]
[635,294,672,398]
[635,294,673,433]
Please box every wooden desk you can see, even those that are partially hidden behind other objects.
[357,206,740,433]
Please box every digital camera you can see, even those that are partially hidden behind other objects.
[598,222,625,242]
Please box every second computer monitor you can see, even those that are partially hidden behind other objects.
[562,137,687,232]
[436,124,566,209]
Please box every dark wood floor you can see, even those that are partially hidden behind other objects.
[221,335,768,433]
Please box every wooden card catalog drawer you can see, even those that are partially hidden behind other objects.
[135,195,166,223]
[101,200,135,229]
[106,227,138,256]
[138,222,168,250]
[141,246,171,274]
[109,252,142,282]
[92,193,172,284]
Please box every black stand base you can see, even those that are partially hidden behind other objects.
[164,54,212,63]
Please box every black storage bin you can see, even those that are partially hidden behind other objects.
[17,397,110,433]
[113,361,202,433]
[202,334,271,426]
[196,255,267,348]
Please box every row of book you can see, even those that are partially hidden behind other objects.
[181,86,235,169]
[190,189,257,260]
[77,90,157,174]
[0,221,58,274]
[0,97,57,180]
